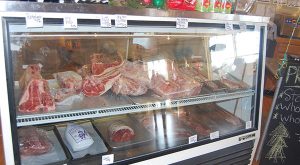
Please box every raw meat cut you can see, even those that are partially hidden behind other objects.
[82,71,120,96]
[120,61,151,86]
[19,64,55,113]
[19,79,55,113]
[18,127,52,156]
[112,76,148,96]
[19,64,42,91]
[90,53,124,76]
[150,73,202,99]
[108,121,135,143]
[80,52,125,96]
[53,88,77,102]
[178,67,219,91]
[148,59,202,99]
[54,71,82,92]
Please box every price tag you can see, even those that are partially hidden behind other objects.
[64,17,77,29]
[176,18,188,29]
[210,131,219,140]
[225,22,233,31]
[189,135,198,144]
[255,25,260,32]
[102,154,114,165]
[239,23,247,31]
[100,15,112,28]
[26,14,43,28]
[115,15,127,28]
[246,121,252,129]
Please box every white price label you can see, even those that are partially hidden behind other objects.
[239,23,247,31]
[189,135,198,144]
[64,17,77,29]
[246,121,252,129]
[255,25,260,32]
[101,15,112,28]
[176,18,188,29]
[225,22,233,31]
[210,131,219,140]
[102,154,114,165]
[26,14,43,28]
[115,15,127,28]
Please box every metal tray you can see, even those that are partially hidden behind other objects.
[93,115,154,151]
[171,103,245,139]
[20,127,69,165]
[129,110,197,148]
[127,90,164,105]
[55,121,108,159]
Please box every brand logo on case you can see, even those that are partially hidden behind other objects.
[239,133,255,141]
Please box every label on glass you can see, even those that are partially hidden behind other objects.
[176,18,188,29]
[210,131,220,140]
[246,121,252,129]
[255,25,260,32]
[189,135,198,144]
[64,17,77,29]
[100,15,112,28]
[102,154,114,165]
[115,15,127,28]
[239,22,247,31]
[26,14,43,28]
[225,22,233,31]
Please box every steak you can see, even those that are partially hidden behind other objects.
[90,53,124,76]
[150,72,202,99]
[80,53,124,96]
[120,61,151,86]
[53,88,77,102]
[108,121,135,143]
[19,79,55,113]
[19,64,55,113]
[112,76,148,96]
[18,127,52,156]
[147,59,202,99]
[54,71,82,92]
[178,67,219,91]
[19,64,42,91]
[82,70,120,96]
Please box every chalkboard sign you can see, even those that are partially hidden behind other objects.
[259,55,300,164]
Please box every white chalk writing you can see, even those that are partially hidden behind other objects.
[285,66,300,84]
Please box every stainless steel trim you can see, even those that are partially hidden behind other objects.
[0,1,269,23]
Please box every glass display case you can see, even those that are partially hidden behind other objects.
[0,1,269,165]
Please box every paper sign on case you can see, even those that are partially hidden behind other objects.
[26,14,43,28]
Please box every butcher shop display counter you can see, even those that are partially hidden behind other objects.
[0,1,269,165]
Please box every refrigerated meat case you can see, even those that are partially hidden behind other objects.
[0,1,269,165]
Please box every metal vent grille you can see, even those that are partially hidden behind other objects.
[17,90,254,126]
[172,140,254,165]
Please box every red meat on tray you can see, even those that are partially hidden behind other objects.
[18,127,52,156]
[112,76,148,96]
[81,53,124,96]
[82,70,120,96]
[108,121,135,143]
[18,64,55,113]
